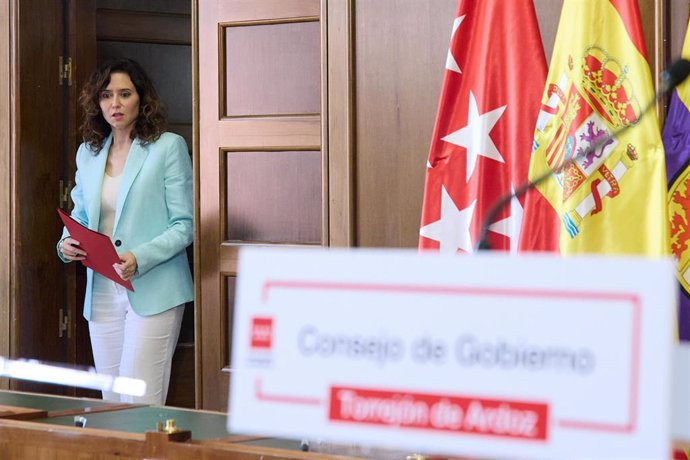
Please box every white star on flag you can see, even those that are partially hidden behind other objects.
[419,185,476,254]
[442,91,507,182]
[487,184,524,254]
[446,15,465,74]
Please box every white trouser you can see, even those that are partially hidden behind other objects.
[89,275,184,405]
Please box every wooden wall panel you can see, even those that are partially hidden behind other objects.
[669,1,690,73]
[97,0,190,14]
[534,0,562,63]
[0,0,13,390]
[96,8,191,44]
[353,0,456,248]
[666,1,690,122]
[640,0,660,73]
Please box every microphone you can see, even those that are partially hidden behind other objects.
[475,58,690,251]
[661,58,690,93]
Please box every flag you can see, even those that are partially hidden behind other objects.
[519,0,669,256]
[418,0,546,253]
[673,448,690,460]
[662,21,690,342]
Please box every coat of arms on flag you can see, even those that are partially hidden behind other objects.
[534,46,642,239]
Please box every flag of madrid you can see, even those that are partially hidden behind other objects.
[418,0,546,253]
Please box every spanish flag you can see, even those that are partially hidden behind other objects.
[519,0,669,256]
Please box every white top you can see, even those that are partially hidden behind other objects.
[98,173,121,237]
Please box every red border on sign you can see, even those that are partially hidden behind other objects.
[255,378,323,406]
[260,280,642,434]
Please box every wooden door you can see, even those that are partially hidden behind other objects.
[14,0,67,390]
[197,0,323,410]
[10,0,194,402]
[11,0,95,394]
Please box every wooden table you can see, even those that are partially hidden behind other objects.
[1,390,684,459]
[0,390,422,459]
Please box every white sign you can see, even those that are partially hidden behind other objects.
[673,343,690,443]
[228,248,676,459]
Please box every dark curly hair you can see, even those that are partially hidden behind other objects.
[79,58,167,152]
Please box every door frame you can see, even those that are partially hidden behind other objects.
[0,0,15,389]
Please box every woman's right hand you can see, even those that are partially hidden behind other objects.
[60,237,86,261]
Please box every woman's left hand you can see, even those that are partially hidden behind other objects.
[113,251,138,281]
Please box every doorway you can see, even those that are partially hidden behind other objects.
[8,0,195,408]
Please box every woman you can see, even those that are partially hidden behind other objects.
[56,58,193,405]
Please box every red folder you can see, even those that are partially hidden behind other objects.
[58,208,134,291]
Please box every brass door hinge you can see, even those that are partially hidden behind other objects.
[58,308,71,339]
[59,179,73,210]
[59,56,72,86]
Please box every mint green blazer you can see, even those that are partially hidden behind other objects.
[58,132,193,320]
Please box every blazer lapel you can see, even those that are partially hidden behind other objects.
[113,138,148,233]
[86,135,111,231]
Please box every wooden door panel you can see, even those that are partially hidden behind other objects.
[14,0,69,393]
[197,0,322,410]
[213,1,319,23]
[223,20,321,116]
[225,150,322,244]
[217,117,320,147]
[10,0,97,396]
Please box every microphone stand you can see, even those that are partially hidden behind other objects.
[475,59,690,251]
